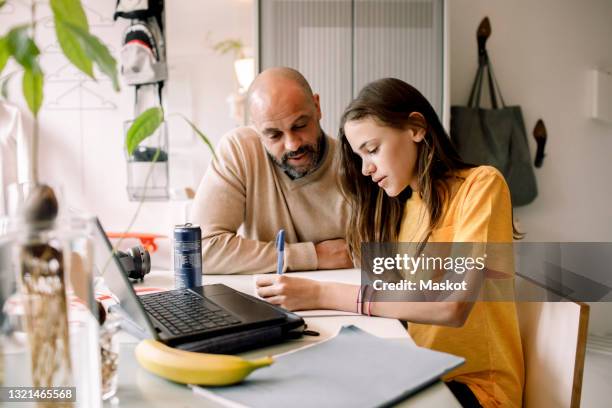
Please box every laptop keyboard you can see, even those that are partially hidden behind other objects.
[140,289,242,336]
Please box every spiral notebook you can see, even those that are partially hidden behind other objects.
[193,325,464,408]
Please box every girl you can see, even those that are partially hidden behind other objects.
[256,78,524,408]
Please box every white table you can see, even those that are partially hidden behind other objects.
[107,269,461,408]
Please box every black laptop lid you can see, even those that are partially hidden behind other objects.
[92,218,158,338]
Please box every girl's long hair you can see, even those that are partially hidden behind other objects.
[337,78,472,263]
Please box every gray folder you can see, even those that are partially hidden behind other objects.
[194,325,464,408]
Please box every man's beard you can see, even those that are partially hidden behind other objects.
[268,132,326,179]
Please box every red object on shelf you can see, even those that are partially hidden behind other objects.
[106,232,166,253]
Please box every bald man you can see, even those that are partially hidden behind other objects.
[191,67,351,274]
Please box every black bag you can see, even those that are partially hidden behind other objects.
[114,0,163,23]
[120,20,167,85]
[450,51,537,207]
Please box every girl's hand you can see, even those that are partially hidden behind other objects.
[255,275,322,311]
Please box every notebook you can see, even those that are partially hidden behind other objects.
[193,325,464,408]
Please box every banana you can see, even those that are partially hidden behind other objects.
[135,339,273,386]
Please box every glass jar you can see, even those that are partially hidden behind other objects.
[1,212,101,408]
[125,120,170,201]
[99,315,120,401]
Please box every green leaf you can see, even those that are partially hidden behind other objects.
[63,23,119,91]
[126,107,164,156]
[6,26,40,71]
[23,67,43,116]
[50,0,89,29]
[213,39,243,57]
[51,0,93,78]
[54,22,93,78]
[176,114,217,160]
[0,37,9,76]
[0,0,6,9]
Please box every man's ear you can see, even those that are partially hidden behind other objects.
[408,112,427,142]
[313,93,322,120]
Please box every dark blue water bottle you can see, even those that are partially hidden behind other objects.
[173,223,202,289]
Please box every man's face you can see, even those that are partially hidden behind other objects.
[250,87,324,179]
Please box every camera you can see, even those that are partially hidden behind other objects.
[116,245,151,281]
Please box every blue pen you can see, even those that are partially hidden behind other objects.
[276,229,285,275]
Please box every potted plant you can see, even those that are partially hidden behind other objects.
[211,37,255,124]
[0,0,215,202]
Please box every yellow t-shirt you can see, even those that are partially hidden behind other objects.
[398,166,524,408]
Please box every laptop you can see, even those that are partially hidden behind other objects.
[92,218,304,354]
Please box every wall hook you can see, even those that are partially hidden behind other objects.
[477,17,491,56]
[533,119,547,168]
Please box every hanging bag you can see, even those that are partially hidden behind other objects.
[120,20,167,85]
[114,0,163,22]
[450,48,537,207]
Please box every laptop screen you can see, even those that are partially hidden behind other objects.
[92,218,156,338]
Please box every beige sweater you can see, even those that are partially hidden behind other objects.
[191,126,349,274]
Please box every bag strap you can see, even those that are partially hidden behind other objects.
[485,54,498,108]
[487,57,507,108]
[467,61,484,108]
[467,50,506,109]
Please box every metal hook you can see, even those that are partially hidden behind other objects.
[533,119,548,168]
[477,17,491,58]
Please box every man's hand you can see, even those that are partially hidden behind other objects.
[314,239,353,270]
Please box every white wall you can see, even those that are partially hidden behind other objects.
[449,0,612,334]
[450,0,612,241]
[1,0,254,268]
[165,0,255,190]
